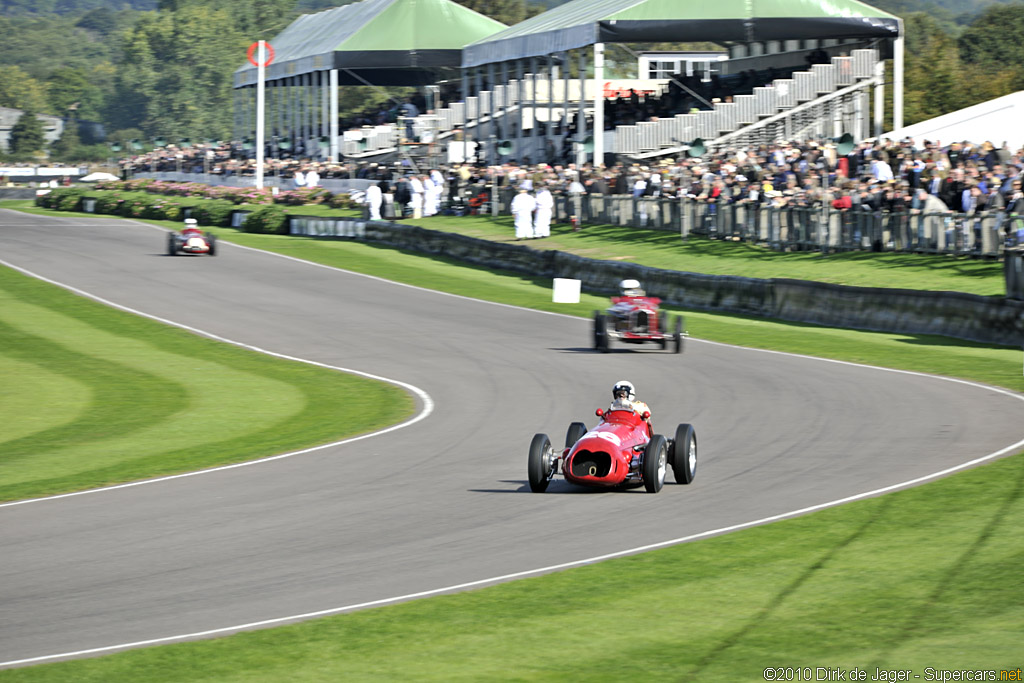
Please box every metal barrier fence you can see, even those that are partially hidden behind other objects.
[482,188,1021,257]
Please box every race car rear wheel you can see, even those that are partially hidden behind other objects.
[167,233,177,256]
[673,315,684,354]
[206,233,217,256]
[671,424,697,484]
[528,433,554,493]
[565,422,587,448]
[593,312,609,353]
[643,435,668,493]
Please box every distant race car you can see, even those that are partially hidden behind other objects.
[593,279,684,353]
[528,407,697,493]
[167,220,217,256]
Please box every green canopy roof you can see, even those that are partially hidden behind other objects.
[235,0,506,87]
[463,0,900,67]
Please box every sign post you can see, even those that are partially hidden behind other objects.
[247,41,275,190]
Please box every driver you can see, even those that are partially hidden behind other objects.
[618,279,645,297]
[609,380,651,425]
[182,217,200,234]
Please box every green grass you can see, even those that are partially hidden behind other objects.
[397,213,1006,295]
[0,265,413,502]
[4,453,1021,681]
[1,201,1022,680]
[3,197,1005,295]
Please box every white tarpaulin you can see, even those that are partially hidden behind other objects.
[887,90,1024,152]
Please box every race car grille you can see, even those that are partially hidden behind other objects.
[570,451,612,478]
[631,310,649,332]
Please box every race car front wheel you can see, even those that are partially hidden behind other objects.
[593,312,609,353]
[643,435,668,493]
[528,433,554,493]
[673,315,685,354]
[671,424,697,484]
[167,234,177,256]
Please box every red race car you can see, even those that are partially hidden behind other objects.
[528,408,697,493]
[167,219,217,256]
[593,279,684,353]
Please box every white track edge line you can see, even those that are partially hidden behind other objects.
[3,217,1024,667]
[4,429,1024,669]
[0,257,434,509]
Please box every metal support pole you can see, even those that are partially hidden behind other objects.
[593,42,605,167]
[893,32,904,133]
[529,56,538,164]
[256,41,266,190]
[516,60,524,163]
[547,54,554,163]
[487,62,496,165]
[873,59,885,138]
[329,69,339,161]
[475,66,483,163]
[577,50,587,168]
[562,52,570,164]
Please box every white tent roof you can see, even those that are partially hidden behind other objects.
[887,91,1024,152]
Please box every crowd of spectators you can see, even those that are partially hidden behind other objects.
[118,135,1024,243]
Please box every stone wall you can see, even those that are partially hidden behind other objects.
[289,216,1024,346]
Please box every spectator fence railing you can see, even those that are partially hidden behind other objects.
[476,187,1018,257]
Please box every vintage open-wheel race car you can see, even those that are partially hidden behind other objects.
[593,298,684,353]
[167,220,217,256]
[528,407,697,494]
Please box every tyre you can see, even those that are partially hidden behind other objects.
[206,233,217,256]
[673,315,684,354]
[642,435,668,493]
[167,233,177,256]
[658,311,668,350]
[528,433,554,493]
[593,312,609,353]
[565,422,587,448]
[671,424,697,484]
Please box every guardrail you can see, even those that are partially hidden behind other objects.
[461,187,1022,258]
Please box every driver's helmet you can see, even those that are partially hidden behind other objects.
[183,218,198,230]
[618,279,644,297]
[612,380,636,402]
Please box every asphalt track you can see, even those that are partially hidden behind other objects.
[2,209,1024,667]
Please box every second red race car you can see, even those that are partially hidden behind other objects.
[593,279,684,353]
[167,219,217,256]
[528,404,697,494]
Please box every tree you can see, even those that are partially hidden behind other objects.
[957,3,1024,90]
[0,66,50,112]
[453,0,543,26]
[8,109,46,156]
[49,115,81,159]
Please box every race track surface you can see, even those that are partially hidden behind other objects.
[2,210,1023,666]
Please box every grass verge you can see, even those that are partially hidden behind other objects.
[0,264,413,502]
[3,197,1005,295]
[1,203,1021,679]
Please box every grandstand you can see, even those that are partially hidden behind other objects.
[233,0,905,168]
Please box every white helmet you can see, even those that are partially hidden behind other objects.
[612,380,636,402]
[619,279,643,296]
[184,218,198,227]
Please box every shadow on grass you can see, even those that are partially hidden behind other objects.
[866,455,1024,668]
[687,495,896,677]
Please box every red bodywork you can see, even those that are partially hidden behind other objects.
[608,295,664,340]
[562,409,652,488]
[180,228,211,253]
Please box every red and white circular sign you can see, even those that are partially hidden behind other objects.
[247,42,275,67]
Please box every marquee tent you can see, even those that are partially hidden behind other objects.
[234,0,507,88]
[462,0,901,68]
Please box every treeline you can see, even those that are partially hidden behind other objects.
[0,0,1021,162]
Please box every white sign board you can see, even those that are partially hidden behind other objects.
[552,278,581,304]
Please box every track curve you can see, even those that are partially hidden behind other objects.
[2,209,1023,666]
